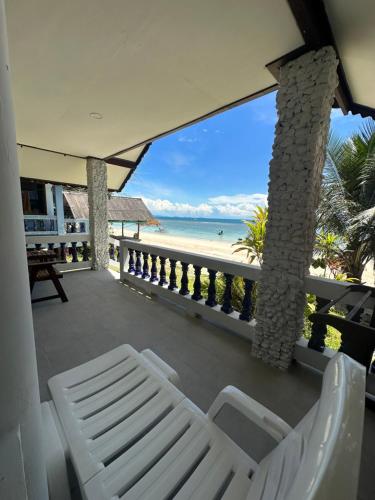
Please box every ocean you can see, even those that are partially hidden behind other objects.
[113,216,248,243]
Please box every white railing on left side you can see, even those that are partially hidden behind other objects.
[25,234,92,270]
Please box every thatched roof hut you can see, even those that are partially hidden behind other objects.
[64,192,154,223]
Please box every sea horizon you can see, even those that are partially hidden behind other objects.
[113,215,248,242]
[154,215,243,223]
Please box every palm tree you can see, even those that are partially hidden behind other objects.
[318,120,375,280]
[232,205,268,265]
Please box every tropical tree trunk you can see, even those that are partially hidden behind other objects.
[342,244,366,281]
[342,262,365,281]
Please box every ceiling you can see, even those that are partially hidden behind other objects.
[5,0,375,190]
[325,0,375,110]
[17,145,133,191]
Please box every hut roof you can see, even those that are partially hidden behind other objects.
[108,196,153,222]
[63,192,153,222]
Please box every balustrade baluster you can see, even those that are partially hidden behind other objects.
[109,243,115,260]
[308,296,331,352]
[168,259,178,290]
[142,252,150,279]
[205,269,217,307]
[134,250,142,276]
[128,249,135,273]
[179,262,189,295]
[71,242,78,262]
[158,257,168,286]
[240,279,254,321]
[150,255,158,282]
[192,265,202,301]
[221,273,234,314]
[60,242,67,262]
[82,241,90,261]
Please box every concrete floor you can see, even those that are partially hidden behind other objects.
[32,270,374,500]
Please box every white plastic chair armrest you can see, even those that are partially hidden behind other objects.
[140,349,180,387]
[207,385,292,442]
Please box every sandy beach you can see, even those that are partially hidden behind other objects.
[112,228,374,284]
[113,228,249,263]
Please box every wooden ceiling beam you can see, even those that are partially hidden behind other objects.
[280,0,352,115]
[105,157,136,169]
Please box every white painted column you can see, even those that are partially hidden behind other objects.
[87,157,109,270]
[253,47,339,369]
[0,2,48,498]
[55,184,65,235]
[45,183,54,217]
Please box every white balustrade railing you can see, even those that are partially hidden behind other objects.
[119,239,375,390]
[25,234,92,270]
[25,234,122,270]
[119,240,260,340]
[25,233,90,245]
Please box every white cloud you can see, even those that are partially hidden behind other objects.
[254,111,277,125]
[208,193,267,217]
[330,108,344,120]
[177,136,198,143]
[164,151,193,171]
[142,193,267,218]
[127,179,174,198]
[208,193,267,205]
[142,197,214,217]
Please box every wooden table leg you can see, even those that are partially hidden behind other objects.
[49,267,68,303]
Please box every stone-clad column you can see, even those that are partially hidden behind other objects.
[86,158,109,270]
[253,47,338,369]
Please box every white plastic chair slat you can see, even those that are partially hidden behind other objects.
[48,345,185,485]
[255,439,293,500]
[81,379,161,438]
[91,390,183,463]
[178,451,233,500]
[172,444,224,500]
[221,470,252,500]
[103,407,193,497]
[122,421,209,500]
[246,417,311,500]
[66,358,139,402]
[50,345,135,388]
[73,367,148,418]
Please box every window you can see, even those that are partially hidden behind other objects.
[21,180,47,215]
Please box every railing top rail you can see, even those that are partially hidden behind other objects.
[24,215,57,220]
[304,275,375,308]
[120,239,375,309]
[25,234,90,244]
[120,239,262,281]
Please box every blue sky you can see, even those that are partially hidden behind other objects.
[122,91,368,218]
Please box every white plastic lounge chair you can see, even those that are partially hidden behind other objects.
[47,345,365,500]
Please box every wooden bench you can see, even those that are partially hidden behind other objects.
[28,260,68,303]
[47,346,365,500]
